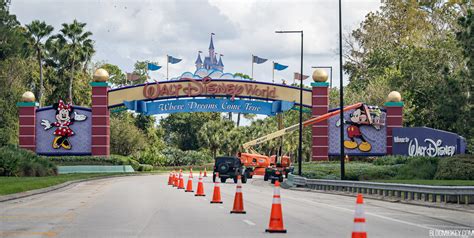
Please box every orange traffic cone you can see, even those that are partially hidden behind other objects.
[185,173,194,192]
[177,170,185,189]
[172,171,178,187]
[265,180,286,233]
[230,175,246,214]
[195,171,206,196]
[203,168,208,177]
[168,172,173,185]
[352,194,367,238]
[210,172,223,204]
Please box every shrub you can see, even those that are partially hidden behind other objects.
[49,155,141,171]
[435,155,474,180]
[0,145,57,177]
[396,156,439,179]
[49,156,116,166]
[137,164,154,172]
[373,156,409,166]
[301,162,398,181]
[109,155,140,171]
[110,117,146,156]
[134,147,167,167]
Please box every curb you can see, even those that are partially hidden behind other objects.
[0,173,148,203]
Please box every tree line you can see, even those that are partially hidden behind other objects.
[0,0,472,164]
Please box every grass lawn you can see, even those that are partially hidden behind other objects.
[373,180,474,186]
[0,173,131,196]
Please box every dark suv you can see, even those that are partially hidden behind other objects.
[213,156,247,183]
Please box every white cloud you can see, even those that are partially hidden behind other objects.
[10,0,380,87]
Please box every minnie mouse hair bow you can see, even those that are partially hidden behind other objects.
[58,99,72,111]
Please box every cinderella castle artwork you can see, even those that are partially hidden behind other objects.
[195,33,224,72]
[176,33,243,80]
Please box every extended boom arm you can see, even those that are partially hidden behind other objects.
[242,103,363,151]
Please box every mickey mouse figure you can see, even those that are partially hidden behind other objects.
[337,106,372,152]
[41,99,87,150]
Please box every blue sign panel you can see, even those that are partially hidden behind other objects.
[123,98,294,116]
[392,127,466,157]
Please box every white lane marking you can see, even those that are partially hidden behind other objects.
[219,206,224,209]
[202,198,207,201]
[285,195,433,231]
[243,219,256,226]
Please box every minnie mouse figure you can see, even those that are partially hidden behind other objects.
[40,99,87,150]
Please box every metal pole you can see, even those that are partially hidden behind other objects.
[166,55,169,80]
[339,0,345,180]
[298,31,304,175]
[251,55,254,79]
[272,61,275,83]
[329,67,333,88]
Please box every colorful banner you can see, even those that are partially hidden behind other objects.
[123,98,295,116]
[108,79,313,108]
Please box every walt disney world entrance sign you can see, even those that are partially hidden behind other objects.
[109,77,312,115]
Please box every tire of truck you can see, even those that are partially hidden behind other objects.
[220,177,227,183]
[244,170,251,180]
[279,176,284,182]
[213,173,216,183]
[264,173,269,181]
[271,179,276,184]
[242,175,247,184]
[233,176,238,183]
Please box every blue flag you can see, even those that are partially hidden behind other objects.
[274,62,288,71]
[168,55,182,64]
[253,55,268,64]
[147,63,162,71]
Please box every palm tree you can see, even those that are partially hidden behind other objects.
[25,20,54,106]
[49,20,94,101]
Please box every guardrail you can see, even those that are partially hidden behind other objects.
[287,174,474,205]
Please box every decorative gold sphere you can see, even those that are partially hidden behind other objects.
[93,68,109,82]
[21,91,36,102]
[312,69,328,82]
[387,91,402,102]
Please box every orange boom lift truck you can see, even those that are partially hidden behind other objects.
[240,103,364,183]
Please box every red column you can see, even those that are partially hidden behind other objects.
[311,82,329,161]
[384,102,403,155]
[91,82,110,157]
[17,101,38,152]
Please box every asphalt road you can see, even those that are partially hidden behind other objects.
[1,174,473,238]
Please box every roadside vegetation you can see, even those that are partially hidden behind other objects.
[0,173,131,195]
[300,155,474,183]
[0,145,57,176]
